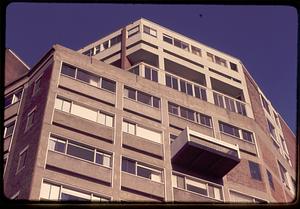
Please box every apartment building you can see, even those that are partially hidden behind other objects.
[3,18,296,202]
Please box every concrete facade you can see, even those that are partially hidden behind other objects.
[3,18,296,203]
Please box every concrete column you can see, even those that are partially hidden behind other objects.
[121,28,131,70]
[205,73,214,104]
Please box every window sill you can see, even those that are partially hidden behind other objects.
[220,131,255,145]
[124,97,160,110]
[122,131,163,145]
[121,171,164,184]
[173,187,223,202]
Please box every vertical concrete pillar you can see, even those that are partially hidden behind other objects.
[205,73,214,104]
[121,28,131,70]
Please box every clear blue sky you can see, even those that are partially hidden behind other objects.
[5,3,297,133]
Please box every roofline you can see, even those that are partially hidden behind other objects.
[8,48,30,70]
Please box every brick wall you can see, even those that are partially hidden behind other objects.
[226,159,266,192]
[279,116,296,169]
[4,63,53,199]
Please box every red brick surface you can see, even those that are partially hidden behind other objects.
[4,63,53,199]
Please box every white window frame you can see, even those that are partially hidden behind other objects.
[4,120,16,138]
[32,75,43,96]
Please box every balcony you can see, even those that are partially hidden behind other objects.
[171,127,240,178]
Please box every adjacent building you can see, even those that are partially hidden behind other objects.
[3,18,296,202]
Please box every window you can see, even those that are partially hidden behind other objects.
[168,102,179,115]
[172,174,223,201]
[136,126,161,144]
[236,101,247,116]
[98,112,114,127]
[122,157,163,182]
[144,66,158,82]
[165,74,179,90]
[94,45,100,54]
[261,96,270,114]
[191,46,201,56]
[40,181,110,201]
[198,114,212,127]
[174,39,189,51]
[213,92,225,108]
[124,87,136,100]
[278,161,288,185]
[55,97,114,127]
[215,56,227,67]
[4,121,15,138]
[33,77,42,95]
[122,121,136,135]
[77,69,98,87]
[48,135,112,167]
[225,97,236,112]
[241,130,254,142]
[55,97,71,113]
[110,34,122,46]
[248,161,262,181]
[101,78,116,92]
[163,34,173,44]
[143,25,157,37]
[124,86,160,108]
[60,63,116,93]
[267,170,275,190]
[17,147,28,172]
[280,136,289,154]
[26,109,36,130]
[180,107,195,121]
[121,158,136,174]
[219,122,239,138]
[230,62,238,71]
[61,63,76,78]
[267,120,276,140]
[48,137,66,153]
[5,89,23,108]
[128,26,139,38]
[207,52,214,62]
[194,86,207,101]
[83,49,93,56]
[137,91,152,106]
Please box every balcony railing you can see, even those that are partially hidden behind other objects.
[213,91,247,116]
[128,62,248,117]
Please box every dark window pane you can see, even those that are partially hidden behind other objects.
[54,140,66,153]
[137,92,151,105]
[230,62,238,71]
[61,64,76,78]
[267,170,275,190]
[137,166,151,179]
[186,83,193,96]
[172,77,178,90]
[200,114,211,127]
[67,143,94,162]
[152,70,158,82]
[242,130,253,142]
[129,66,139,75]
[5,95,13,107]
[122,158,136,174]
[180,107,188,119]
[236,101,246,116]
[166,75,172,87]
[77,70,91,83]
[225,97,236,112]
[153,97,160,108]
[174,39,181,48]
[61,193,88,201]
[143,25,150,34]
[95,153,103,165]
[194,86,200,98]
[163,35,172,44]
[249,161,262,181]
[110,35,121,46]
[186,184,207,196]
[200,88,207,101]
[103,41,109,49]
[220,122,239,138]
[180,80,186,93]
[101,78,116,92]
[4,122,15,137]
[145,67,151,80]
[187,109,195,121]
[126,87,136,100]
